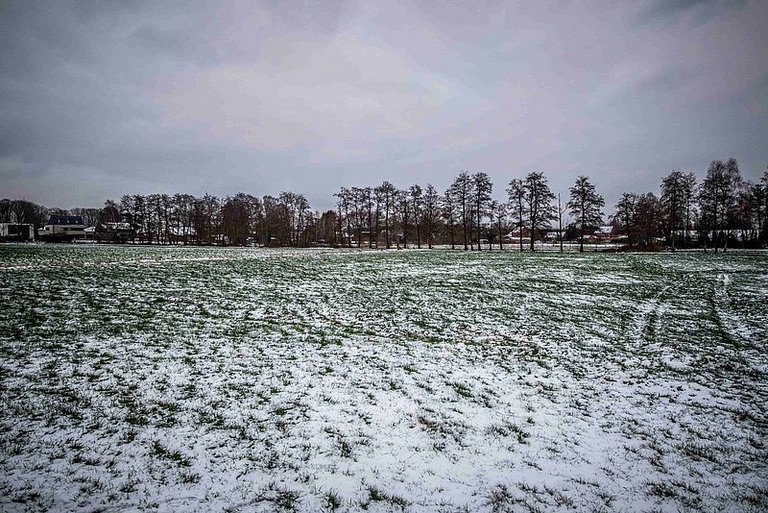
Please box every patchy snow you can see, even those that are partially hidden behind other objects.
[1,245,767,512]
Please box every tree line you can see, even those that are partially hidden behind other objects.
[331,159,767,252]
[0,192,316,246]
[2,158,766,250]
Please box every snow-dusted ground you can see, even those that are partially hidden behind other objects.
[1,245,767,512]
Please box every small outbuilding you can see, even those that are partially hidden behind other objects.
[0,223,34,242]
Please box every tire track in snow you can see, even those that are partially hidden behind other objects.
[711,272,762,349]
[638,284,672,348]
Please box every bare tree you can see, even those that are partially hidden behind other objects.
[334,187,353,248]
[523,171,556,251]
[263,195,288,246]
[471,172,493,251]
[379,181,397,248]
[440,190,457,249]
[410,185,423,249]
[681,172,697,246]
[98,199,120,225]
[71,206,100,229]
[557,193,566,253]
[633,193,663,247]
[487,200,507,250]
[350,187,365,248]
[171,193,195,245]
[317,210,339,245]
[423,184,440,249]
[507,178,526,252]
[699,159,741,252]
[567,176,605,253]
[222,194,251,245]
[373,185,384,248]
[202,194,221,245]
[396,189,412,249]
[363,187,374,248]
[760,168,768,245]
[734,181,762,246]
[2,199,48,233]
[661,170,696,251]
[449,172,473,250]
[0,199,9,223]
[495,201,507,250]
[613,193,637,248]
[279,192,312,246]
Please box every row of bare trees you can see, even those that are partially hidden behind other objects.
[113,192,316,246]
[3,159,766,249]
[613,159,768,251]
[332,172,606,252]
[332,160,767,252]
[0,199,50,228]
[1,192,317,246]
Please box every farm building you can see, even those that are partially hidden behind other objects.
[0,223,34,242]
[94,222,134,243]
[591,225,620,242]
[504,228,532,245]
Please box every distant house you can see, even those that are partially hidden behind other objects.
[0,223,34,242]
[94,222,134,243]
[342,228,376,247]
[504,228,532,244]
[590,225,620,243]
[358,229,374,245]
[38,215,86,242]
[672,229,698,239]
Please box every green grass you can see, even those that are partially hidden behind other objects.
[1,245,767,512]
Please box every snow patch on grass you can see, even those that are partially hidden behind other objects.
[1,245,767,512]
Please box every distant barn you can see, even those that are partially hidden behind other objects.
[0,223,34,242]
[93,222,134,243]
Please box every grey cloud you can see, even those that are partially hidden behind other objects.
[638,0,746,25]
[128,25,205,60]
[1,0,767,212]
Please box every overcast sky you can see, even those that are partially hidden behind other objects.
[1,0,766,211]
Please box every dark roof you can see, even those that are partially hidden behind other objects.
[47,215,84,225]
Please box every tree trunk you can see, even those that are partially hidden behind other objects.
[558,194,563,253]
[476,199,481,252]
[416,220,421,249]
[462,199,468,250]
[385,203,390,249]
[529,225,535,252]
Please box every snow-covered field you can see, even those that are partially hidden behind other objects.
[1,245,767,512]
